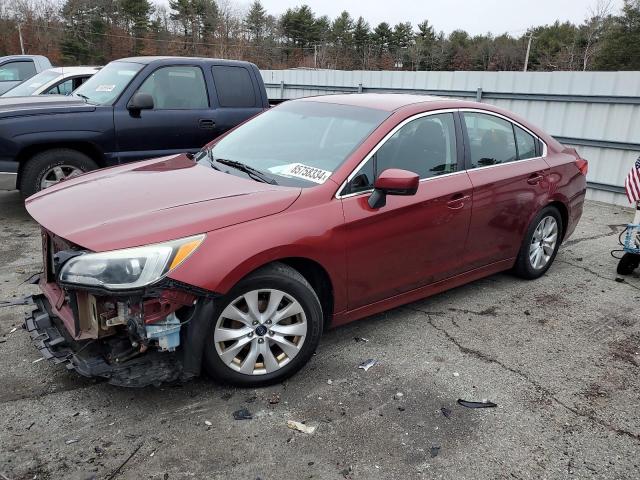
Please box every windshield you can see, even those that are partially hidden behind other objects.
[2,70,60,97]
[72,61,142,105]
[202,101,389,187]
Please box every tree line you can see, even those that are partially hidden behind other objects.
[1,0,639,71]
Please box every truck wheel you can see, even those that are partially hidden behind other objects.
[204,263,323,387]
[20,149,99,197]
[513,206,563,279]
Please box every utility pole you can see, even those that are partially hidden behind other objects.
[17,23,25,54]
[523,34,533,72]
[313,44,317,69]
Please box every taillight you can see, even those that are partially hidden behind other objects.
[575,158,588,176]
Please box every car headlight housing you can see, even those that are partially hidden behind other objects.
[58,234,205,290]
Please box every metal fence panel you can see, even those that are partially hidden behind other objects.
[261,69,640,206]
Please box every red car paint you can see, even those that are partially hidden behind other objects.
[26,94,586,330]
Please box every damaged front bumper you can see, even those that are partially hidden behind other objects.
[23,230,220,387]
[25,294,186,387]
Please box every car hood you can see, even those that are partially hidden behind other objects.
[25,155,302,251]
[0,95,95,119]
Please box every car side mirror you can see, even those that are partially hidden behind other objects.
[368,168,419,209]
[127,92,154,116]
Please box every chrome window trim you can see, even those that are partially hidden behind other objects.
[335,107,548,200]
[335,108,459,199]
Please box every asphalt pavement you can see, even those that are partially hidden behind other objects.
[0,190,638,480]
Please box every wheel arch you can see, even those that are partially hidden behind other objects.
[16,142,105,187]
[218,254,337,330]
[546,199,569,242]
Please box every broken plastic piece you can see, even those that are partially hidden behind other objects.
[287,420,316,434]
[358,359,378,371]
[441,407,452,418]
[233,408,253,420]
[457,399,497,408]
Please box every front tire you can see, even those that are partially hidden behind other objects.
[20,148,99,198]
[204,263,323,387]
[513,206,563,279]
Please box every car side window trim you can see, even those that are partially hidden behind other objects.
[335,108,460,199]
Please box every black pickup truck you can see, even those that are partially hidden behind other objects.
[0,56,270,196]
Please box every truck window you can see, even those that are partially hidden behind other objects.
[211,65,257,108]
[137,66,208,110]
[0,61,36,82]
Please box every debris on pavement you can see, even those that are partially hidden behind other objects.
[106,443,143,480]
[32,357,44,363]
[354,337,369,343]
[457,399,498,409]
[269,393,281,404]
[327,379,333,385]
[8,327,17,334]
[453,372,460,377]
[393,392,404,400]
[65,438,79,445]
[358,359,378,371]
[233,408,253,420]
[204,420,212,426]
[441,407,452,418]
[430,445,441,457]
[287,420,316,434]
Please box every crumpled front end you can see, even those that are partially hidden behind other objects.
[24,229,218,387]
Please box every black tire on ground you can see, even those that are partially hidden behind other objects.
[20,148,99,198]
[513,205,564,280]
[617,253,640,275]
[203,262,323,387]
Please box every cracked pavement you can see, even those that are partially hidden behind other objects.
[0,191,638,480]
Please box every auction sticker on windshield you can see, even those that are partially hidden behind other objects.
[272,163,332,184]
[96,85,116,92]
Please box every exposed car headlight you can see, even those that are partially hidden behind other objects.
[58,235,205,290]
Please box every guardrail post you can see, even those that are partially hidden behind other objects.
[280,80,285,99]
[476,87,483,102]
[358,83,363,93]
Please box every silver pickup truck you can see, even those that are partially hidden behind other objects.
[0,55,52,95]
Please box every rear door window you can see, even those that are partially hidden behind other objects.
[463,112,517,168]
[0,61,36,81]
[137,66,209,109]
[211,65,257,108]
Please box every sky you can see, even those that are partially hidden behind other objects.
[256,0,626,36]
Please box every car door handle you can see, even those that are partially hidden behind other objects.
[199,119,215,129]
[447,194,470,210]
[527,174,544,185]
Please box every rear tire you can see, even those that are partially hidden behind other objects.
[203,263,323,387]
[513,206,563,279]
[617,253,640,275]
[20,149,99,198]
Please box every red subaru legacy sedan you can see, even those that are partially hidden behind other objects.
[24,94,587,387]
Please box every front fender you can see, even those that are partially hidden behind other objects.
[167,198,348,313]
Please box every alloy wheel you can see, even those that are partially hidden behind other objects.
[529,216,558,269]
[40,165,83,189]
[213,289,307,375]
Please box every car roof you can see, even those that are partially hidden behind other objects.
[115,56,255,66]
[296,93,461,112]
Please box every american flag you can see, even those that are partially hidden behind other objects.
[625,156,640,204]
